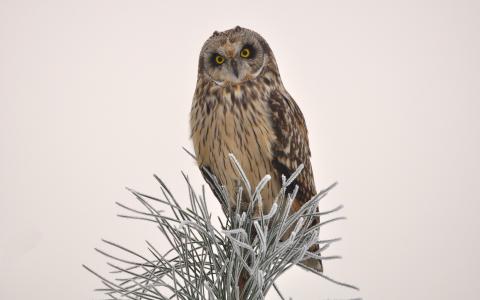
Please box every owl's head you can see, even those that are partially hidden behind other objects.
[198,26,275,86]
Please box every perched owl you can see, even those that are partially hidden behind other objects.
[190,26,322,272]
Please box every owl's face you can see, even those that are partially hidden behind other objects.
[198,27,272,86]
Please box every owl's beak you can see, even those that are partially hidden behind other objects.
[230,60,239,78]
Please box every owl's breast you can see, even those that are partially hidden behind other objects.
[190,85,280,211]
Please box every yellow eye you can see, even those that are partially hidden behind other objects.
[240,48,250,58]
[215,55,225,65]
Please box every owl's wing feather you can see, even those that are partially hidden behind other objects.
[269,88,323,272]
[268,89,317,208]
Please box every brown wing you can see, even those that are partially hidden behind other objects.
[269,88,323,272]
[268,89,317,210]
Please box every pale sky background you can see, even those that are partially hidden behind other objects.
[1,0,479,299]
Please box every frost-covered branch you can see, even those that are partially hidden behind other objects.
[85,154,358,299]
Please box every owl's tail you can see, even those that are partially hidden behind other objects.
[299,243,323,273]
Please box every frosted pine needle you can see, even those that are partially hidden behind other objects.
[84,154,358,299]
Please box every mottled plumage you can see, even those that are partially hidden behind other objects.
[190,26,321,271]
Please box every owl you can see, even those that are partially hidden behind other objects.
[190,26,322,272]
